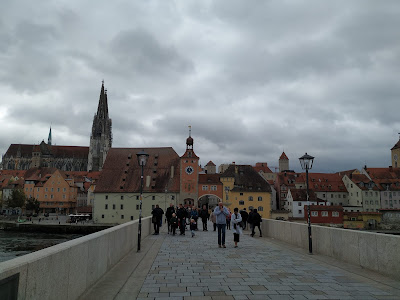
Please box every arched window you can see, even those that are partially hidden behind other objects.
[248,196,253,201]
[258,206,263,211]
[239,200,244,205]
[258,196,262,201]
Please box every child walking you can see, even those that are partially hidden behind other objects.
[190,218,197,237]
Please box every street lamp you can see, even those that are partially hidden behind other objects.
[137,149,149,252]
[299,152,315,254]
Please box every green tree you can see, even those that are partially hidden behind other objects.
[26,197,40,214]
[6,189,26,210]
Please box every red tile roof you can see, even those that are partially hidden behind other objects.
[4,143,88,159]
[253,163,273,173]
[279,152,288,160]
[95,147,181,193]
[198,174,222,184]
[307,173,347,193]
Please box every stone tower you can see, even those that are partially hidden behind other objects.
[87,81,112,172]
[391,135,400,168]
[279,151,289,172]
[180,126,200,207]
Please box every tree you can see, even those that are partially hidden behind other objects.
[6,189,26,210]
[26,197,40,214]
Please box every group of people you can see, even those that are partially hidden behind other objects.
[151,202,262,247]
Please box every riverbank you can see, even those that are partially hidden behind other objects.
[0,221,113,234]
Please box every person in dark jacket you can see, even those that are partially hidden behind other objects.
[200,205,210,231]
[250,208,262,237]
[170,213,178,235]
[240,208,249,230]
[176,203,187,235]
[151,205,164,235]
[165,203,175,234]
[247,209,254,233]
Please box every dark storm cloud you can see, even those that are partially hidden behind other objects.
[1,0,400,173]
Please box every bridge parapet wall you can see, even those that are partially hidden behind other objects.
[263,219,400,280]
[0,217,152,300]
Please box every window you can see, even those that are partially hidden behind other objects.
[202,185,208,191]
[51,195,54,199]
[63,188,66,192]
[322,194,325,198]
[136,196,139,200]
[57,188,60,192]
[112,204,116,209]
[37,188,40,192]
[240,193,243,196]
[332,211,339,217]
[258,196,262,201]
[171,196,175,200]
[343,195,346,198]
[51,188,54,192]
[102,215,104,219]
[45,188,48,192]
[121,204,124,209]
[249,196,253,201]
[258,206,263,211]
[136,205,139,210]
[311,211,318,216]
[239,200,244,205]
[121,215,124,219]
[152,196,155,200]
[298,210,302,214]
[298,202,302,206]
[121,195,124,200]
[211,185,217,191]
[152,205,155,209]
[45,194,48,199]
[105,195,108,200]
[63,194,66,199]
[322,211,328,217]
[131,216,134,220]
[331,194,333,198]
[105,204,108,209]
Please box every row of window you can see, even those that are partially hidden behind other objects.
[311,211,340,217]
[105,195,175,201]
[202,185,217,191]
[26,187,69,192]
[101,214,133,220]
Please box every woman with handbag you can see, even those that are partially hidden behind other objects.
[231,207,243,248]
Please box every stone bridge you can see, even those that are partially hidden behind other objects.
[1,219,399,299]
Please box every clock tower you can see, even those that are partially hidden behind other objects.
[180,126,200,207]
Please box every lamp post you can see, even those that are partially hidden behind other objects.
[137,149,149,252]
[299,152,315,255]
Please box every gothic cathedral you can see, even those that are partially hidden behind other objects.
[87,81,113,171]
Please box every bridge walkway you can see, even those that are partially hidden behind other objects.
[80,222,400,300]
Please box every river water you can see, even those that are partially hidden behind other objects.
[0,231,82,263]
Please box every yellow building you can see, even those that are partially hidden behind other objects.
[220,165,272,219]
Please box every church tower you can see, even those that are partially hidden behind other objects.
[87,81,112,171]
[391,134,400,168]
[180,126,200,207]
[279,151,289,172]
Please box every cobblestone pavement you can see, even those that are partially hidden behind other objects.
[137,223,400,300]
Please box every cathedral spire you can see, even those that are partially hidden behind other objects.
[48,126,52,146]
[97,80,108,119]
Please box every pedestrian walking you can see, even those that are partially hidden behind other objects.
[191,207,199,230]
[170,213,178,235]
[200,205,210,231]
[250,208,262,237]
[247,209,254,234]
[190,218,197,237]
[213,202,230,248]
[240,208,249,230]
[165,203,175,234]
[226,210,231,230]
[151,205,164,235]
[176,204,187,235]
[210,211,217,231]
[231,207,243,248]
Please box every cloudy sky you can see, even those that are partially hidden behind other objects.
[1,0,400,173]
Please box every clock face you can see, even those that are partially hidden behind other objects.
[185,166,194,175]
